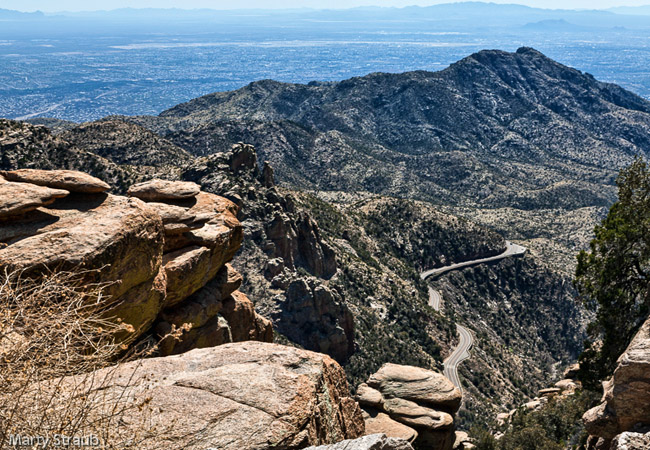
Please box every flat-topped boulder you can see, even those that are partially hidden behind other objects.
[0,180,68,218]
[538,387,561,397]
[128,179,200,201]
[46,342,365,450]
[1,169,110,193]
[383,397,454,430]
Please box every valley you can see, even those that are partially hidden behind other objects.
[2,41,650,448]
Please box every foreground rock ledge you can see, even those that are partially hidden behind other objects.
[584,316,650,449]
[52,342,364,450]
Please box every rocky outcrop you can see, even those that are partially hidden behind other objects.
[0,185,166,339]
[0,169,272,354]
[49,342,364,449]
[584,316,650,449]
[0,176,69,218]
[305,434,414,450]
[610,431,650,450]
[495,364,583,428]
[356,364,462,450]
[265,210,337,279]
[1,168,110,193]
[278,278,354,363]
[128,178,201,201]
[181,144,355,363]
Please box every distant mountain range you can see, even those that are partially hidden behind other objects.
[0,8,44,19]
[128,47,647,208]
[1,3,650,29]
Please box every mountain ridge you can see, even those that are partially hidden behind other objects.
[120,47,650,272]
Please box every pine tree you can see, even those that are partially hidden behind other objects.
[575,157,650,386]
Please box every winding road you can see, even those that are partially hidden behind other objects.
[420,241,527,392]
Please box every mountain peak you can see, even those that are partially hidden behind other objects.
[515,46,544,56]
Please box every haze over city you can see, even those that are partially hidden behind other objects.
[3,0,650,12]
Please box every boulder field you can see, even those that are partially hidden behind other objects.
[0,169,271,353]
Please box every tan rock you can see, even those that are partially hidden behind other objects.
[0,194,164,341]
[524,400,542,411]
[305,434,415,450]
[221,290,273,343]
[162,246,213,308]
[186,191,240,221]
[383,397,454,431]
[157,314,233,356]
[368,363,462,413]
[155,265,246,356]
[563,363,580,379]
[454,431,472,450]
[213,263,244,298]
[1,169,110,193]
[128,179,200,201]
[356,383,384,408]
[46,342,365,450]
[538,387,561,397]
[610,432,650,450]
[496,412,510,426]
[584,316,650,443]
[0,181,69,218]
[162,193,243,268]
[108,267,167,340]
[145,202,197,224]
[364,411,418,443]
[0,194,162,290]
[164,222,194,235]
[158,280,225,331]
[555,379,579,393]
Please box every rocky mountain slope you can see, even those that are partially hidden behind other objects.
[430,255,586,425]
[0,116,580,424]
[121,47,650,273]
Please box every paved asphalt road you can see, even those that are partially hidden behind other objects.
[420,241,527,281]
[421,241,527,392]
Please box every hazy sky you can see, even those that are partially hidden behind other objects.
[2,0,650,13]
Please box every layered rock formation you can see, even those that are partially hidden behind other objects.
[46,342,364,449]
[0,169,271,353]
[355,364,462,450]
[583,316,650,449]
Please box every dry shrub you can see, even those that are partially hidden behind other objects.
[0,268,189,449]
